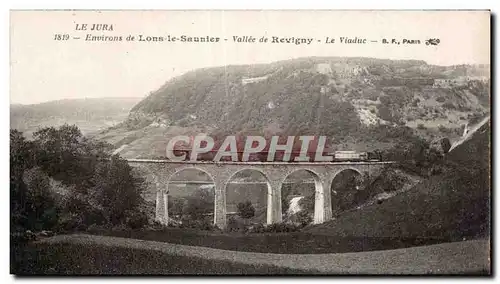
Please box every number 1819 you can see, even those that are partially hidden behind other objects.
[54,34,70,41]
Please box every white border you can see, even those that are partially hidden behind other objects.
[2,0,497,283]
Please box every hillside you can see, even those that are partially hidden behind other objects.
[96,57,490,159]
[306,121,490,241]
[10,97,143,137]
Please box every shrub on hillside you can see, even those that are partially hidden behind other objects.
[373,168,410,193]
[442,102,456,110]
[436,96,446,103]
[264,222,301,233]
[438,125,451,133]
[411,98,420,107]
[377,105,393,121]
[468,112,486,124]
[125,210,149,229]
[176,118,190,127]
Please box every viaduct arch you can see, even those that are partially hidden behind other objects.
[128,160,393,229]
[225,168,273,224]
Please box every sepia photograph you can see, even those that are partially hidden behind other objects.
[9,10,491,275]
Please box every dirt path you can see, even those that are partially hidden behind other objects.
[37,234,490,274]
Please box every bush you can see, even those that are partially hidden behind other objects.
[378,169,410,193]
[264,223,286,233]
[226,216,245,232]
[436,96,446,103]
[417,123,426,130]
[442,138,452,153]
[125,210,149,229]
[148,220,166,231]
[442,102,456,110]
[84,208,107,227]
[11,231,38,244]
[237,201,255,219]
[294,210,313,226]
[178,216,216,231]
[176,118,190,127]
[377,105,393,121]
[430,165,444,175]
[248,223,265,233]
[57,214,87,233]
[264,222,301,233]
[438,125,451,133]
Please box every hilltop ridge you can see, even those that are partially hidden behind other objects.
[11,97,143,137]
[94,57,488,158]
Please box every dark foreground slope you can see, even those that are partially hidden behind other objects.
[12,242,312,275]
[307,120,490,241]
[12,235,490,275]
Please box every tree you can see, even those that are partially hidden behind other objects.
[88,155,146,225]
[22,168,60,231]
[10,130,34,181]
[11,125,150,232]
[10,130,36,232]
[32,124,112,192]
[237,201,255,219]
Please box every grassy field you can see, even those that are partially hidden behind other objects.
[11,242,313,275]
[85,227,453,254]
[11,235,490,275]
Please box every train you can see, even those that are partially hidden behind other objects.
[327,150,382,162]
[329,151,367,161]
[169,149,383,162]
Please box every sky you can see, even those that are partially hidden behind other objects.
[10,10,490,105]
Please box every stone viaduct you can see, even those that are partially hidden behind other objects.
[127,159,394,229]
